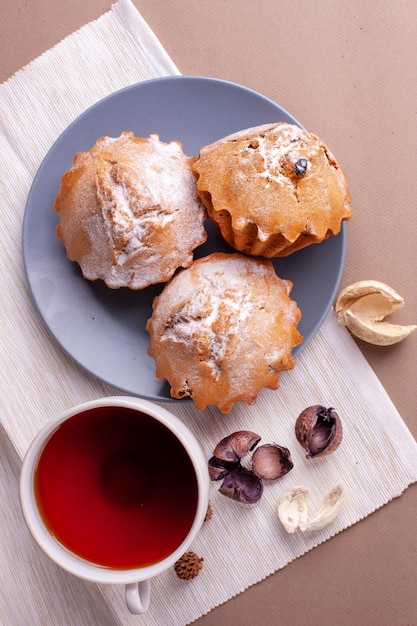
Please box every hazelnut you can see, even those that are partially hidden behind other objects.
[295,405,342,458]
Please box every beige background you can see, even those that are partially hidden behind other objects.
[1,1,417,624]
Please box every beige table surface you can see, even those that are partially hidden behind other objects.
[1,1,417,624]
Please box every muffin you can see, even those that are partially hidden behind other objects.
[146,252,302,412]
[192,122,351,257]
[54,131,207,289]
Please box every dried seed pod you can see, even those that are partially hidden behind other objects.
[335,280,417,345]
[213,431,261,462]
[209,431,291,505]
[208,455,240,481]
[251,443,294,481]
[342,308,417,346]
[278,484,344,533]
[295,405,342,458]
[277,486,309,533]
[219,467,263,504]
[336,280,404,318]
[204,501,213,522]
[174,551,204,580]
[304,485,344,530]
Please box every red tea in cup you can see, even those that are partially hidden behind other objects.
[34,406,199,569]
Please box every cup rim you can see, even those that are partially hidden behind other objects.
[19,396,209,584]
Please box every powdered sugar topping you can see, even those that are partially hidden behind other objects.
[248,124,314,186]
[158,255,300,382]
[95,135,198,266]
[163,281,255,380]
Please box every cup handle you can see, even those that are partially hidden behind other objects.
[125,580,151,614]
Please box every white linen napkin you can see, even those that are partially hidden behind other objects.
[1,1,416,624]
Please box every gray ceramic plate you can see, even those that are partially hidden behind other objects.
[23,76,346,401]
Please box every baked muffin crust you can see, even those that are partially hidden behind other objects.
[192,122,351,257]
[146,252,302,412]
[55,131,207,289]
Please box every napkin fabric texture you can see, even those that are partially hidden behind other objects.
[1,1,417,624]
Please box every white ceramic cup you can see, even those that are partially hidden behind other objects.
[20,396,209,614]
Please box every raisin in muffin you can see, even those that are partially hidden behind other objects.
[54,131,207,289]
[192,122,351,257]
[146,252,302,412]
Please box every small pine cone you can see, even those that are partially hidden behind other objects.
[204,501,213,522]
[174,551,204,580]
